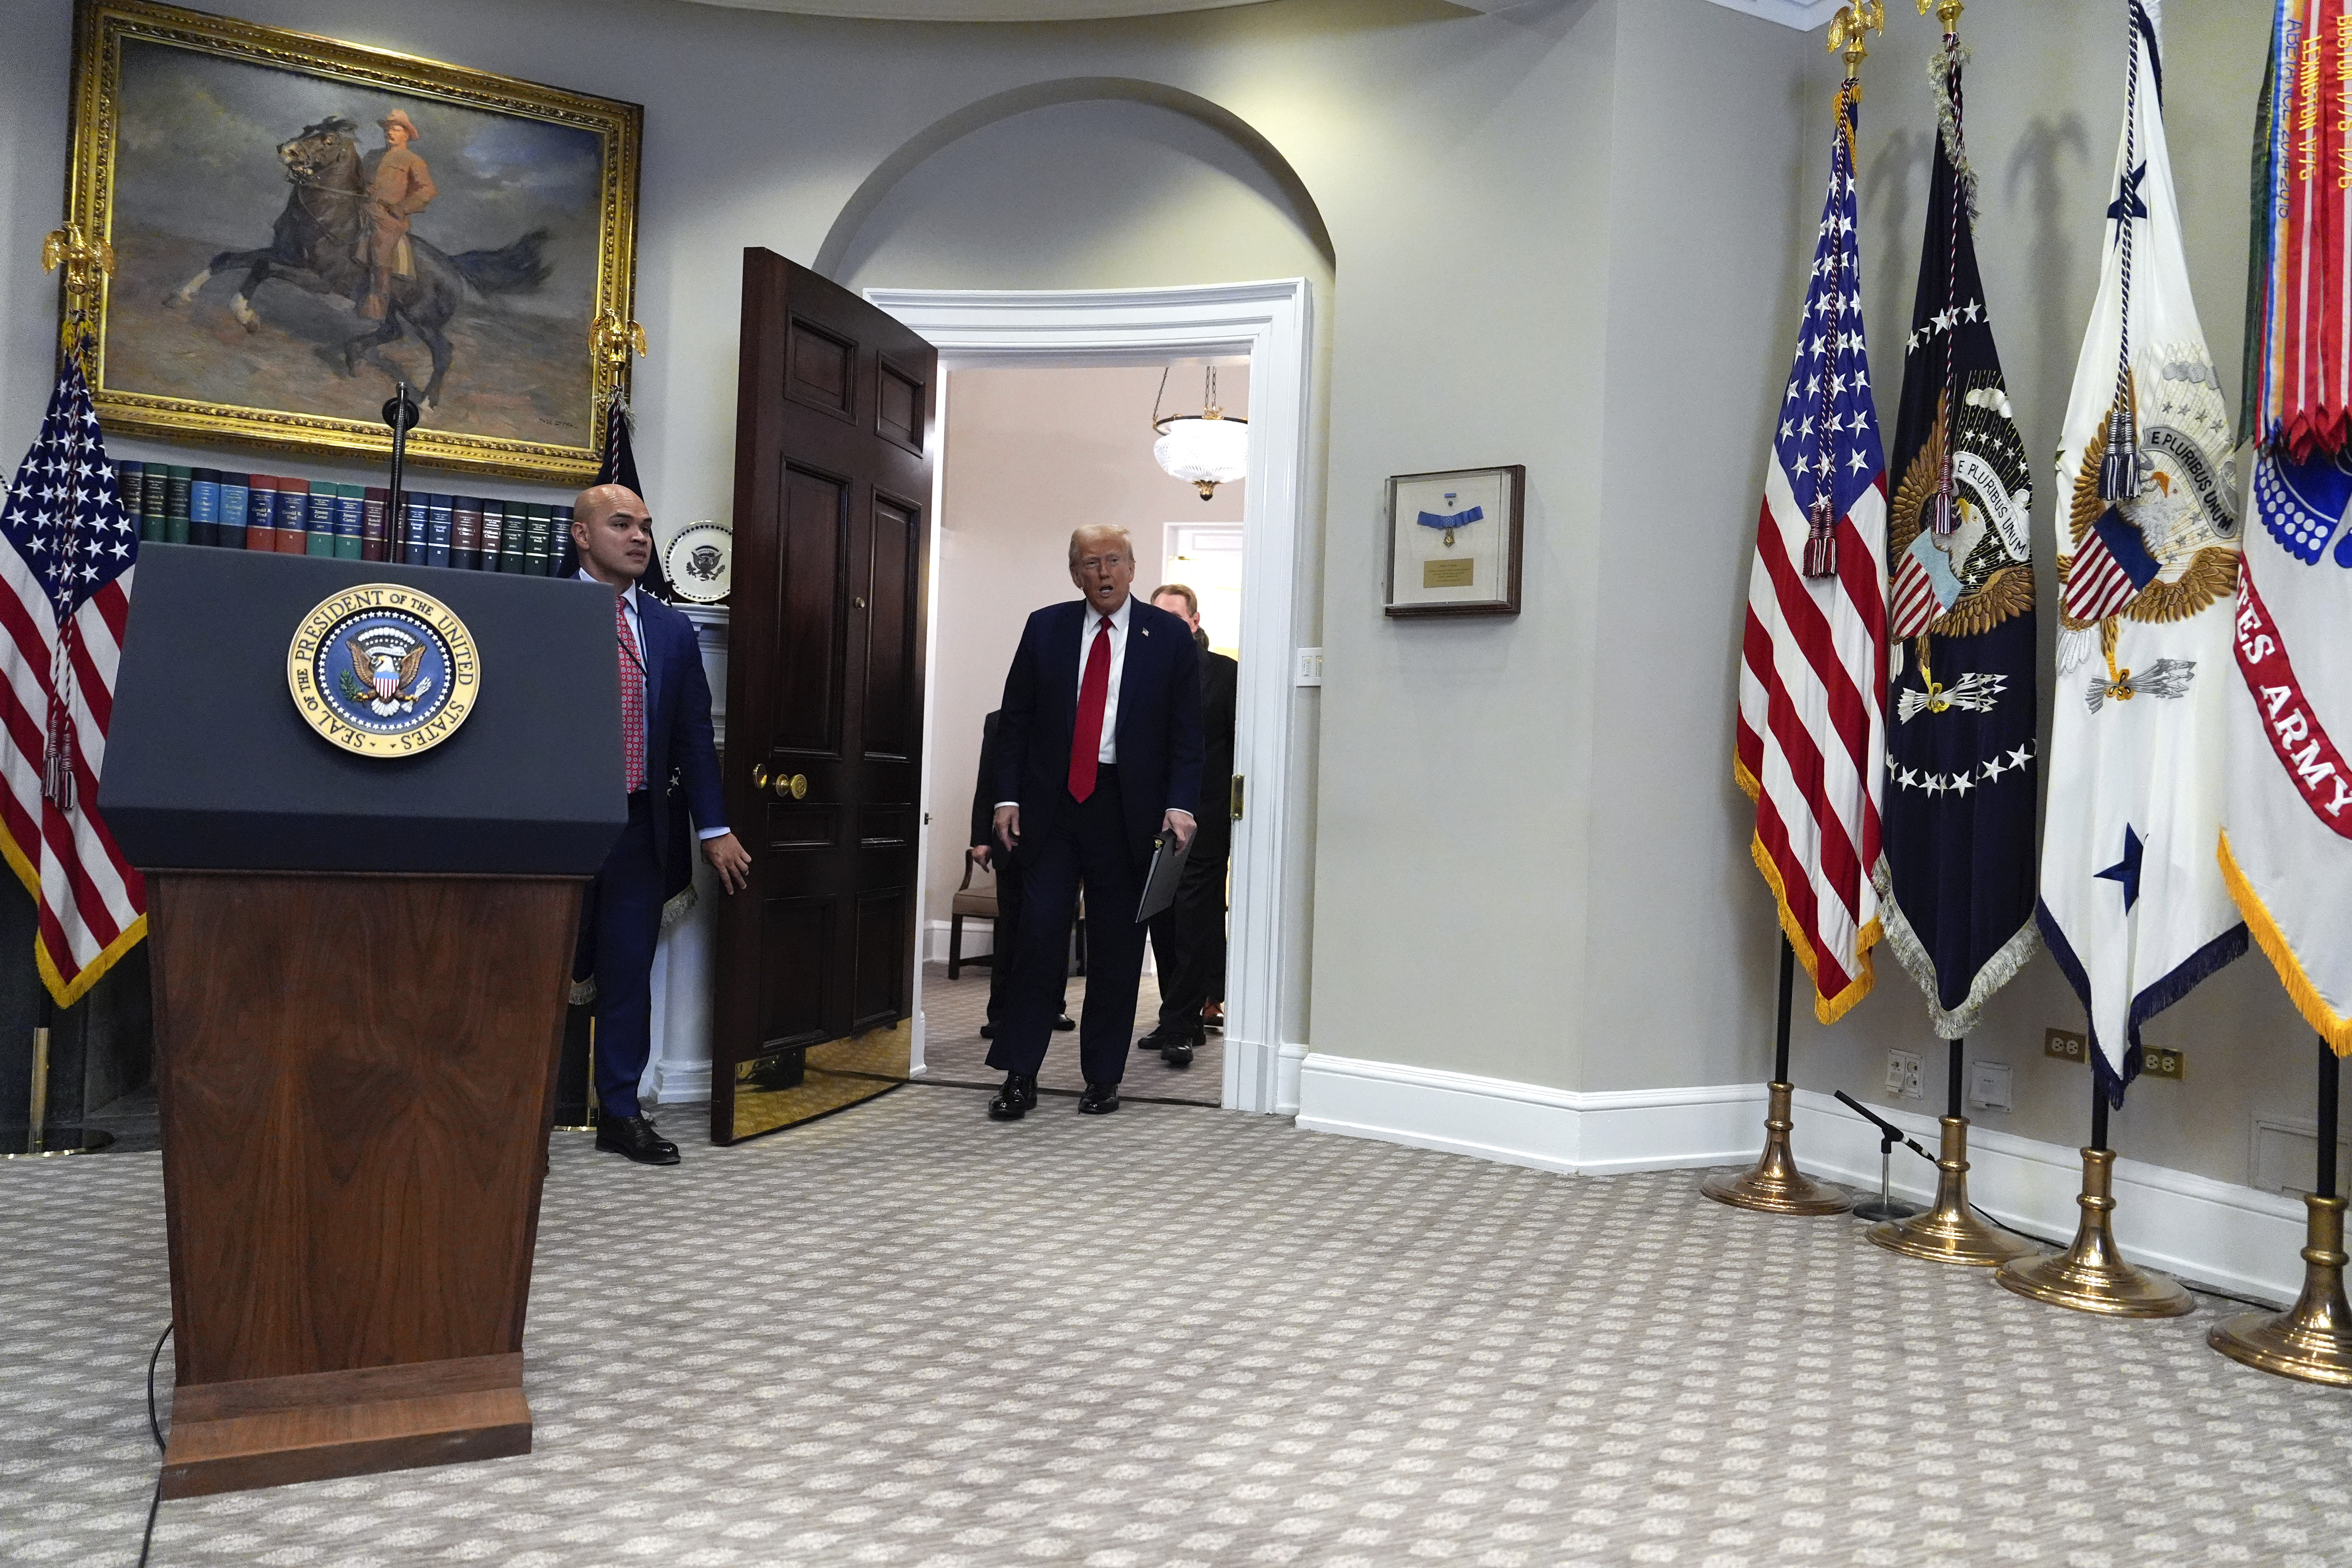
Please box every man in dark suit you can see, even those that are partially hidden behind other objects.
[570,484,751,1164]
[1138,585,1237,1069]
[987,524,1203,1118]
[967,710,1073,1039]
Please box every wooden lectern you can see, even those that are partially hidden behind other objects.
[100,546,625,1498]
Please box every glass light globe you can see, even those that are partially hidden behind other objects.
[1154,413,1249,500]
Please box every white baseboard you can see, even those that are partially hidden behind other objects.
[923,918,993,965]
[1295,1052,2305,1306]
[1296,1053,1767,1177]
[652,1058,711,1105]
[1276,1041,1308,1116]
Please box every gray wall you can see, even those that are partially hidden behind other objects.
[0,0,2322,1191]
[1783,0,2327,1193]
[1305,0,1630,1086]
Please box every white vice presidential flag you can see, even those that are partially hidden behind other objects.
[2039,0,2247,1100]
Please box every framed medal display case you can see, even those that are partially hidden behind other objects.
[1383,464,1524,617]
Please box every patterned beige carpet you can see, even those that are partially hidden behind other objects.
[918,959,1222,1104]
[4,1084,2349,1568]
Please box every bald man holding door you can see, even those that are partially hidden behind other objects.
[986,525,1203,1119]
[570,484,751,1164]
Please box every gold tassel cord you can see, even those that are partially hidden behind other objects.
[2219,832,2352,1056]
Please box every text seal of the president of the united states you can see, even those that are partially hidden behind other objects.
[287,583,479,757]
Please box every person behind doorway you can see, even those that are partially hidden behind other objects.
[357,110,436,321]
[985,524,1203,1119]
[570,484,752,1164]
[967,708,1075,1040]
[1137,584,1237,1069]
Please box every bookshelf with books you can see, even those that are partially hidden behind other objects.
[109,460,589,582]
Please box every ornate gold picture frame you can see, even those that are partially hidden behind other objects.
[62,0,642,482]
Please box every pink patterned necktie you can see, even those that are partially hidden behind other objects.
[615,594,646,792]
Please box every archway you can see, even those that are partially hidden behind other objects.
[814,77,1335,285]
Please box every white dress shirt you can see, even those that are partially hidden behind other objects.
[1086,595,1132,765]
[995,596,1189,822]
[582,570,729,840]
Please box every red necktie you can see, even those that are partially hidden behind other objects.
[1068,614,1113,801]
[615,595,647,792]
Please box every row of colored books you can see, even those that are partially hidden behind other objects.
[112,461,577,575]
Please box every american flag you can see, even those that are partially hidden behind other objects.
[1733,82,1890,1025]
[0,357,145,1006]
[2058,504,2161,624]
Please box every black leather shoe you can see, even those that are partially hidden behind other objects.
[1054,1014,1077,1032]
[595,1114,679,1166]
[988,1072,1038,1120]
[1078,1081,1120,1115]
[979,1022,995,1039]
[1164,1038,1195,1069]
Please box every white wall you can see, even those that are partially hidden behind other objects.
[924,363,1245,933]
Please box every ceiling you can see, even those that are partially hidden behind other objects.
[677,0,1262,16]
[673,0,1538,19]
[669,0,1826,25]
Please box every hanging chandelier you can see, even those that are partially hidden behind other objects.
[1152,364,1248,501]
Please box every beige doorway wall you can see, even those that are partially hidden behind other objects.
[922,361,1247,964]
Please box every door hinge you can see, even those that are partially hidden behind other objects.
[1230,774,1244,821]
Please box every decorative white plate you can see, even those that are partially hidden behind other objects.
[663,521,732,603]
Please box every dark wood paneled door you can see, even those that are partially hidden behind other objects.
[714,250,935,1144]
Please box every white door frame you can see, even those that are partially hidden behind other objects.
[867,279,1313,1115]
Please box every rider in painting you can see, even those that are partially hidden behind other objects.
[358,110,435,321]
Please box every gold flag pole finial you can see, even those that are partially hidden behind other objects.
[590,312,648,456]
[591,310,648,376]
[1829,1,1885,86]
[43,223,115,368]
[1917,0,1962,32]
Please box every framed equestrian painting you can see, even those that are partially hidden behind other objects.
[1383,464,1525,617]
[61,0,641,481]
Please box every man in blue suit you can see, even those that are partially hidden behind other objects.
[987,523,1203,1118]
[570,484,751,1164]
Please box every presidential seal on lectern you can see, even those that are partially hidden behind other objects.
[287,583,480,756]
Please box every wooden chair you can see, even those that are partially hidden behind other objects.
[948,859,997,980]
[947,861,1088,981]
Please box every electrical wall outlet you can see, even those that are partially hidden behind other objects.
[1886,1049,1924,1099]
[1294,646,1324,686]
[1968,1061,2013,1112]
[2045,1028,2088,1064]
[2141,1046,2186,1081]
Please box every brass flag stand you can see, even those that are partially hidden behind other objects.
[1869,1039,2032,1265]
[1996,1075,2190,1316]
[1704,940,1851,1216]
[554,1017,599,1133]
[2209,1040,2352,1384]
[4,1002,115,1160]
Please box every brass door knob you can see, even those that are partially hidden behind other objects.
[751,763,772,791]
[772,773,808,800]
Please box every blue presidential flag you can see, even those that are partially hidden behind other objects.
[1875,37,2040,1039]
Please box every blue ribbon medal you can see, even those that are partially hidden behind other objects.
[1416,491,1483,546]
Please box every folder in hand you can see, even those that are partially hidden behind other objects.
[1134,829,1193,922]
